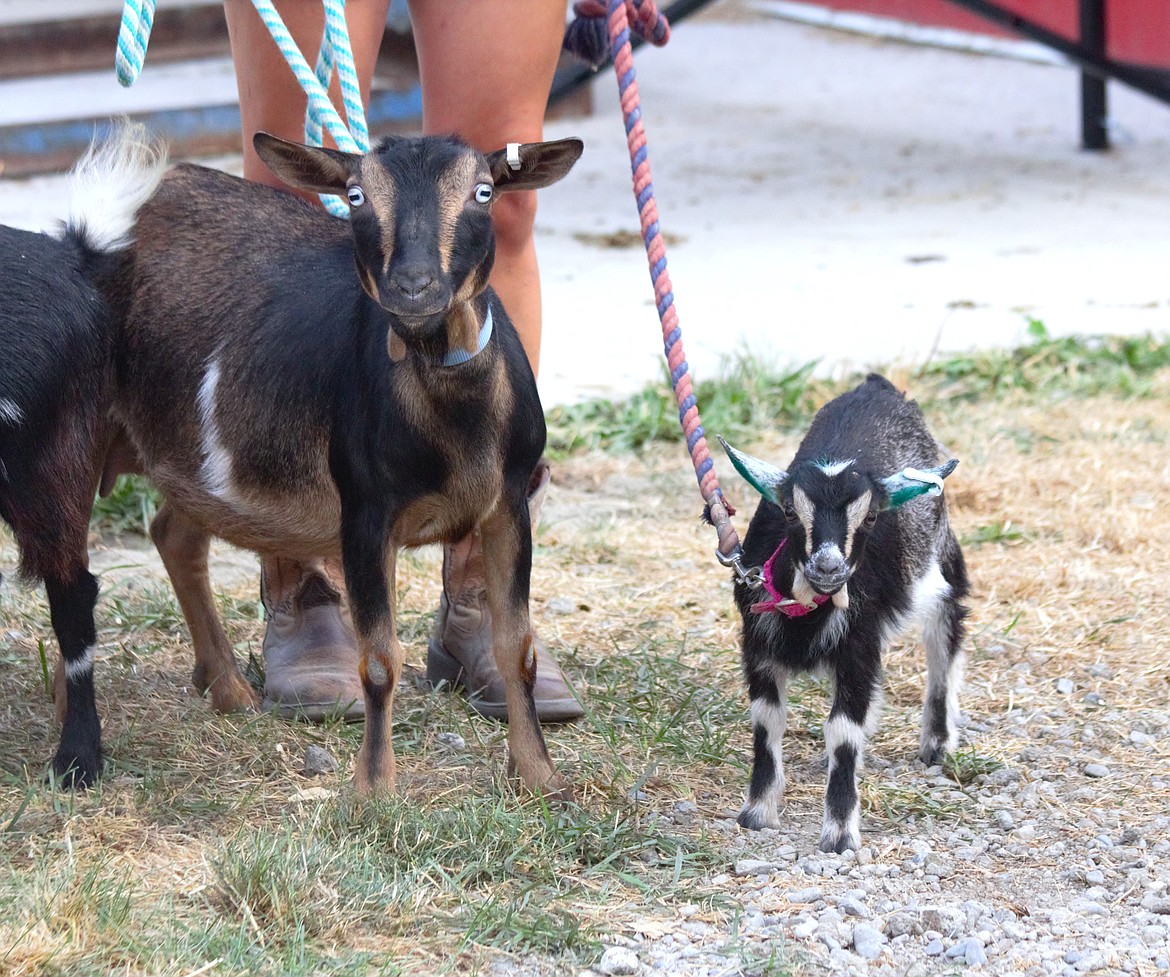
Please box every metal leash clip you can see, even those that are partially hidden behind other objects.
[716,547,765,590]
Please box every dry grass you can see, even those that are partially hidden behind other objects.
[2,375,1169,975]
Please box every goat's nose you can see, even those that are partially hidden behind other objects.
[812,550,846,576]
[391,268,436,298]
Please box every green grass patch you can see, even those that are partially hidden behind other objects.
[547,326,1170,459]
[918,320,1170,402]
[546,355,822,456]
[943,748,1004,786]
[90,474,161,537]
[961,520,1028,547]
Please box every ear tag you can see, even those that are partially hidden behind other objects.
[506,143,522,171]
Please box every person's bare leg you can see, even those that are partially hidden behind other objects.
[408,0,565,376]
[411,0,583,722]
[224,0,390,198]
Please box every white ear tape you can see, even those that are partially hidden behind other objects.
[506,142,522,171]
[903,467,944,494]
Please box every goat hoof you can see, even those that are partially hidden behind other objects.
[51,748,102,790]
[737,808,781,832]
[197,667,260,714]
[917,744,944,766]
[541,776,574,805]
[210,682,261,715]
[817,831,859,854]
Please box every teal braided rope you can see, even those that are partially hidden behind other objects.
[115,0,157,87]
[323,0,368,149]
[250,0,369,216]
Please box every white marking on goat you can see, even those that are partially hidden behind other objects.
[793,485,815,540]
[67,121,167,253]
[197,360,241,505]
[740,795,781,829]
[0,398,23,426]
[790,566,819,608]
[843,489,872,556]
[742,672,788,828]
[64,645,95,681]
[918,560,962,754]
[813,605,850,651]
[366,658,389,686]
[751,696,788,791]
[818,459,854,477]
[824,714,867,759]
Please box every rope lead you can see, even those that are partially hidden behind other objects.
[592,0,747,575]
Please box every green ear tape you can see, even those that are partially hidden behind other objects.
[880,459,959,509]
[717,436,788,505]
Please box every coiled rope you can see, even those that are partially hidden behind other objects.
[115,0,156,87]
[565,0,754,584]
[116,0,369,217]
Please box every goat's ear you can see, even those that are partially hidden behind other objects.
[718,436,787,506]
[253,132,359,195]
[879,459,959,510]
[487,138,584,192]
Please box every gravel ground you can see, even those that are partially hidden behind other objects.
[490,729,1170,977]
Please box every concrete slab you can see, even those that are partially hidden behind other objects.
[2,3,1168,408]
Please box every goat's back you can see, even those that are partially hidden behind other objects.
[794,374,940,474]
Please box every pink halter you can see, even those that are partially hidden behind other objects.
[749,538,830,618]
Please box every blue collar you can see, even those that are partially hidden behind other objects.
[441,306,494,367]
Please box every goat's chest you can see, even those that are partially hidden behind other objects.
[390,446,503,548]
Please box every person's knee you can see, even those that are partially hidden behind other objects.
[492,191,538,256]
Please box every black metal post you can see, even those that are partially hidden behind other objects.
[1080,0,1108,150]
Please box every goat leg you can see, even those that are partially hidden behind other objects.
[819,650,881,853]
[738,660,788,830]
[151,503,258,713]
[479,501,564,799]
[918,558,967,765]
[341,504,402,795]
[45,566,103,787]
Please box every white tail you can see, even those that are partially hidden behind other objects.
[66,119,169,252]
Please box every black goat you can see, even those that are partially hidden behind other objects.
[720,374,968,852]
[76,125,583,796]
[0,133,165,784]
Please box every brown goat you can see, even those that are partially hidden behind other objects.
[86,127,583,795]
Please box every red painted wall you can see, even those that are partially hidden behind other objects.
[813,0,1170,69]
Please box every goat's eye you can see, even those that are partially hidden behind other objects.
[782,504,797,521]
[473,183,493,204]
[864,511,879,528]
[347,186,365,207]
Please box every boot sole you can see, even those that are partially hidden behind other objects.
[425,639,584,724]
[261,696,365,723]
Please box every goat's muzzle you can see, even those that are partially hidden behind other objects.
[804,546,850,595]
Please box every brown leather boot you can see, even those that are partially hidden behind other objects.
[426,461,584,723]
[260,556,364,722]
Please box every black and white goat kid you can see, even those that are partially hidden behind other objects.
[720,374,969,853]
